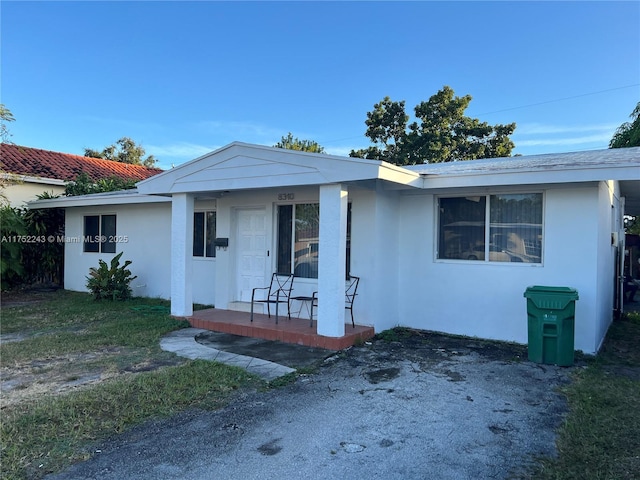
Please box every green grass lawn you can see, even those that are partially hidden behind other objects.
[532,311,640,480]
[0,290,261,480]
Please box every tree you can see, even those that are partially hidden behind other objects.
[1,105,17,205]
[22,192,65,285]
[0,204,26,287]
[350,86,517,165]
[84,137,158,167]
[64,172,137,196]
[625,216,640,235]
[274,133,326,153]
[1,104,15,144]
[610,102,640,148]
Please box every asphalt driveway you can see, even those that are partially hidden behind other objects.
[47,329,570,479]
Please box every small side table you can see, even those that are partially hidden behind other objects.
[291,296,315,327]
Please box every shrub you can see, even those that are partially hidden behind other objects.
[86,252,137,300]
[22,192,65,285]
[0,204,26,287]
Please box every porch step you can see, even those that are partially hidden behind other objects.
[227,301,261,313]
[187,308,375,350]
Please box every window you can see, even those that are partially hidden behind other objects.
[438,194,542,263]
[193,211,216,258]
[277,204,319,278]
[277,203,351,279]
[83,214,116,253]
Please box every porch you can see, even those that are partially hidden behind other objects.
[187,308,375,350]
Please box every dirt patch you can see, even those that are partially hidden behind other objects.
[1,352,119,408]
[1,288,58,307]
[0,348,184,409]
[359,327,530,367]
[1,291,188,410]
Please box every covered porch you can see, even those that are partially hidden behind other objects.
[134,142,421,344]
[187,307,375,350]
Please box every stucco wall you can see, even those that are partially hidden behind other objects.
[348,185,400,331]
[64,203,172,300]
[61,180,615,353]
[64,200,217,306]
[594,180,620,351]
[395,184,605,354]
[4,182,65,207]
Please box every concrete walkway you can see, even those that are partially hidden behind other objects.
[160,328,295,381]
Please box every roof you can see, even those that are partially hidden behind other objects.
[405,147,640,177]
[29,142,640,215]
[406,146,640,215]
[0,143,163,183]
[29,188,171,209]
[136,141,421,195]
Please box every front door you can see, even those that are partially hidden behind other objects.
[236,208,267,302]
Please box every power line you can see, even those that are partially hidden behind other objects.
[321,84,640,145]
[474,84,640,116]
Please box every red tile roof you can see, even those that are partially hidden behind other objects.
[0,144,163,183]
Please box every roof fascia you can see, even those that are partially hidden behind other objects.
[376,162,423,188]
[421,163,639,190]
[1,173,66,186]
[28,192,170,209]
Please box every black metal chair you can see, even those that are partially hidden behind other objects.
[310,275,360,328]
[250,273,294,324]
[344,275,360,327]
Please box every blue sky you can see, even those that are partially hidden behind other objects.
[2,1,639,169]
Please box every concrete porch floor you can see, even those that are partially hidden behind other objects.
[187,308,375,350]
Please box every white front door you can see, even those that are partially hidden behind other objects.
[236,208,267,302]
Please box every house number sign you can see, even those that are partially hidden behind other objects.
[278,193,295,200]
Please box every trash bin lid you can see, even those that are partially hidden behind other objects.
[524,286,579,299]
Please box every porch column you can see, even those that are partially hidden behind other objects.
[171,193,194,317]
[317,184,348,337]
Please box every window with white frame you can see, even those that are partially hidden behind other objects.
[193,211,216,258]
[438,193,542,263]
[277,203,351,279]
[83,214,116,253]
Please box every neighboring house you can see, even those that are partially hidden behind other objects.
[0,144,162,207]
[31,142,640,354]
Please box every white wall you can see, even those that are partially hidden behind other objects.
[349,185,400,330]
[395,184,605,354]
[64,203,172,299]
[64,201,218,305]
[61,180,616,353]
[593,181,620,351]
[5,182,65,207]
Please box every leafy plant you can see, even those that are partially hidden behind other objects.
[22,192,65,285]
[86,252,137,300]
[64,171,137,197]
[0,204,26,287]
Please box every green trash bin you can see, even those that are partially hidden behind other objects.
[523,286,579,366]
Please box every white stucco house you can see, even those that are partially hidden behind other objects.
[31,142,640,354]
